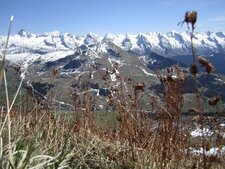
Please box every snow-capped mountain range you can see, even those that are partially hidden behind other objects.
[1,30,225,110]
[0,29,225,65]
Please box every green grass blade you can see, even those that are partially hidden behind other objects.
[0,16,14,86]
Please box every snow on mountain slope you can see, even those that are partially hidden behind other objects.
[0,30,225,65]
[106,31,225,56]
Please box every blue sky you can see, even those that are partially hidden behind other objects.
[0,0,225,35]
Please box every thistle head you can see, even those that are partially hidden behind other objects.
[179,11,197,30]
[198,56,213,74]
[190,63,198,76]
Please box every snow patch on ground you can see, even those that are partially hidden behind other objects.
[136,65,156,77]
[148,58,157,65]
[98,105,104,110]
[191,127,213,137]
[110,74,117,82]
[190,146,225,157]
[220,123,225,127]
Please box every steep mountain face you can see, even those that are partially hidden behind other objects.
[0,30,225,65]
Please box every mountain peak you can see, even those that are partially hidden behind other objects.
[84,33,100,44]
[49,31,61,37]
[86,33,99,39]
[216,32,225,38]
[18,29,33,38]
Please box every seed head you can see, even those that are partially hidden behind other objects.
[198,56,213,74]
[179,11,197,30]
[14,65,21,73]
[189,107,199,113]
[206,63,213,74]
[113,62,119,69]
[134,82,145,91]
[198,56,209,67]
[93,64,98,70]
[190,63,198,76]
[52,68,58,76]
[208,96,220,106]
[127,77,132,81]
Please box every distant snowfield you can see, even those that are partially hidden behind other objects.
[5,51,75,64]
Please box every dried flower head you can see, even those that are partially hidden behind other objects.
[190,63,198,76]
[52,68,58,76]
[113,62,119,69]
[189,107,199,113]
[101,75,108,81]
[205,140,212,151]
[127,77,132,81]
[191,115,201,123]
[208,96,220,106]
[93,64,98,70]
[134,82,145,91]
[71,90,78,100]
[206,63,213,74]
[198,56,209,67]
[198,56,213,74]
[178,11,197,30]
[14,65,21,73]
[166,75,173,82]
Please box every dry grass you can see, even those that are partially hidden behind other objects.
[0,108,223,169]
